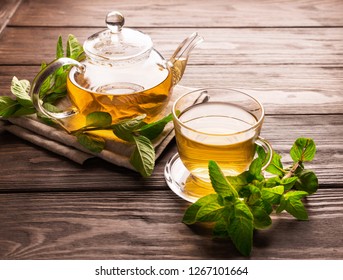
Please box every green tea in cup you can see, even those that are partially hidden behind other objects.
[171,88,272,201]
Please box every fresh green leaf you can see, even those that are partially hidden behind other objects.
[265,151,285,176]
[183,194,219,224]
[256,145,267,161]
[264,176,281,188]
[261,185,284,204]
[260,198,273,215]
[284,190,309,200]
[249,158,264,181]
[76,133,105,153]
[294,170,318,194]
[130,135,155,177]
[290,138,316,162]
[112,114,146,142]
[12,106,36,117]
[86,111,112,128]
[249,204,272,229]
[280,176,298,190]
[10,77,33,108]
[228,199,254,256]
[226,171,254,192]
[53,70,68,93]
[196,201,226,222]
[208,160,238,198]
[66,34,84,60]
[43,102,62,113]
[43,91,67,104]
[276,191,309,220]
[213,220,229,238]
[239,184,261,205]
[0,97,19,117]
[136,113,173,140]
[56,36,64,58]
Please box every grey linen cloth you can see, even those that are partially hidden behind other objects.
[1,85,192,170]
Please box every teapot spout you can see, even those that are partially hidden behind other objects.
[168,32,203,86]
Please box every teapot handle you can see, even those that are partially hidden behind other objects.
[31,57,84,120]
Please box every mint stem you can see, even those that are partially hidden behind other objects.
[282,161,301,179]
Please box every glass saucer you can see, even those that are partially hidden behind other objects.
[164,153,194,202]
[164,153,215,203]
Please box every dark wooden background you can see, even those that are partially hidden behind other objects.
[0,0,342,259]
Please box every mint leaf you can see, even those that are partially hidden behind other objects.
[213,220,230,238]
[290,138,316,162]
[12,106,36,117]
[208,160,238,198]
[183,194,219,224]
[280,177,298,190]
[228,199,254,256]
[130,135,155,177]
[52,69,68,93]
[196,200,225,222]
[256,145,266,161]
[112,114,146,142]
[249,204,272,229]
[226,171,254,192]
[10,77,33,108]
[136,113,173,140]
[294,170,318,194]
[0,97,19,117]
[43,91,67,104]
[266,151,285,176]
[261,185,284,204]
[239,184,261,205]
[76,133,105,153]
[264,176,281,188]
[66,34,84,60]
[249,158,263,180]
[56,36,64,58]
[43,102,62,113]
[276,191,309,220]
[86,111,112,128]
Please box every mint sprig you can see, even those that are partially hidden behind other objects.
[71,111,173,177]
[183,137,318,256]
[0,35,173,177]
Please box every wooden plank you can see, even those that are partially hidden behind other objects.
[0,114,342,192]
[0,0,21,34]
[9,0,343,27]
[1,65,342,114]
[0,188,342,259]
[1,27,343,65]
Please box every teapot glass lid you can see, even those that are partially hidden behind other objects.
[83,11,153,62]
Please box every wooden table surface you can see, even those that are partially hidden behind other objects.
[0,0,342,260]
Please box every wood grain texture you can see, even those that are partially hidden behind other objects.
[0,189,342,259]
[9,0,343,27]
[1,27,343,65]
[0,114,342,192]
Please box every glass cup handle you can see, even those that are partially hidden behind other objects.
[30,57,85,120]
[256,136,273,171]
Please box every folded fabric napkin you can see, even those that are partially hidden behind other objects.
[1,85,192,170]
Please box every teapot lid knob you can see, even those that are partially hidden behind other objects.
[106,11,125,33]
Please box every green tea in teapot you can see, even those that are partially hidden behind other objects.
[65,61,173,130]
[30,11,203,133]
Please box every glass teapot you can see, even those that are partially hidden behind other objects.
[31,11,203,131]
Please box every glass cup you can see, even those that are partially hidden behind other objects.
[164,88,272,202]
